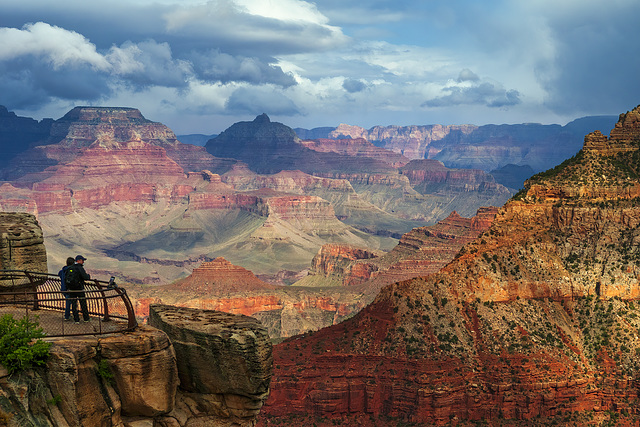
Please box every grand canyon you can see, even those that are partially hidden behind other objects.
[1,102,638,426]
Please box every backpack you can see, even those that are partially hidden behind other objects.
[58,265,70,291]
[65,266,82,290]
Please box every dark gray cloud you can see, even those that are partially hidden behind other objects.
[225,86,301,116]
[423,82,521,108]
[538,3,640,116]
[188,50,296,87]
[0,54,110,108]
[342,78,367,93]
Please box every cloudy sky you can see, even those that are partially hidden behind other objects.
[1,0,638,134]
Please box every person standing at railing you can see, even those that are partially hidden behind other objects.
[57,256,75,321]
[66,255,91,323]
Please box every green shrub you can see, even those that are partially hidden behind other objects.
[0,314,51,374]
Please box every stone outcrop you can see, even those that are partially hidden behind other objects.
[0,325,178,426]
[261,105,640,425]
[0,306,273,427]
[0,212,47,273]
[303,244,381,286]
[149,304,272,426]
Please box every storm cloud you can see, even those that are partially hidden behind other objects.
[0,0,638,132]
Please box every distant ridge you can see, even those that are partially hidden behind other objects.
[294,115,619,173]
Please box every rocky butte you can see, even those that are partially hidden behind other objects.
[260,105,640,426]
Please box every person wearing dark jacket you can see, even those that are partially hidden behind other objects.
[57,257,75,320]
[67,255,91,323]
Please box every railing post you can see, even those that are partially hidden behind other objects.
[115,287,137,330]
[1,269,138,337]
[93,279,111,322]
[24,271,39,310]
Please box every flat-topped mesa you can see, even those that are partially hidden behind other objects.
[60,106,148,123]
[50,106,180,149]
[524,105,640,202]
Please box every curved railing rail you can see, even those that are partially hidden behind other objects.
[0,270,137,337]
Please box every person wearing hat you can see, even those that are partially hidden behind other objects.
[67,255,91,323]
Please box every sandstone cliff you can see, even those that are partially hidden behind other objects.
[0,212,47,274]
[261,105,640,425]
[0,306,272,427]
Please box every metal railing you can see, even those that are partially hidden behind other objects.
[0,270,137,337]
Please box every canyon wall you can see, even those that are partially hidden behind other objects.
[260,105,640,425]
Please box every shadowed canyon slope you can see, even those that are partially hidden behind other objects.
[261,105,640,425]
[0,106,511,284]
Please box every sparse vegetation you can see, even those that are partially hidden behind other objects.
[0,314,51,374]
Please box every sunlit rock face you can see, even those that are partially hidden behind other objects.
[262,105,640,425]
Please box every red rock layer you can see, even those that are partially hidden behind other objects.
[400,159,506,193]
[329,123,477,159]
[262,106,640,425]
[300,138,409,168]
[304,208,498,292]
[170,257,276,293]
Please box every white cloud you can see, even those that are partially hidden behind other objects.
[0,22,109,70]
[163,0,348,53]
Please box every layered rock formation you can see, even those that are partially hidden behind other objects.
[300,137,409,168]
[0,212,47,273]
[171,257,277,293]
[0,106,511,284]
[323,116,618,173]
[295,207,498,292]
[149,305,273,426]
[0,306,272,426]
[329,123,477,159]
[129,208,498,340]
[262,105,640,425]
[128,258,370,339]
[400,159,509,195]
